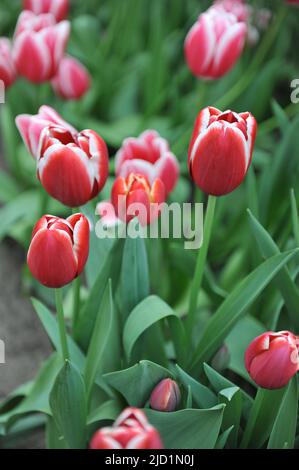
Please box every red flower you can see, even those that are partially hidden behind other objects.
[184,7,247,79]
[111,173,166,225]
[27,213,89,288]
[212,0,250,22]
[23,0,69,22]
[150,379,181,412]
[245,331,299,389]
[51,55,91,100]
[13,11,70,83]
[0,38,17,88]
[90,407,163,449]
[188,106,257,196]
[115,130,179,195]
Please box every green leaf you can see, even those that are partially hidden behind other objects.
[175,365,217,409]
[46,416,68,449]
[219,387,242,448]
[0,170,19,203]
[103,360,171,407]
[215,426,234,449]
[190,251,298,372]
[268,376,298,449]
[0,190,39,242]
[145,406,225,449]
[84,280,120,401]
[50,361,87,449]
[87,400,123,425]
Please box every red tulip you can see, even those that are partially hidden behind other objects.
[245,331,299,389]
[27,213,89,288]
[287,1,299,4]
[23,0,69,22]
[38,126,109,207]
[0,38,17,89]
[16,105,77,157]
[111,173,166,225]
[51,55,91,100]
[90,407,163,449]
[13,11,70,83]
[188,106,257,196]
[184,7,247,79]
[115,130,179,195]
[150,379,181,412]
[213,0,250,22]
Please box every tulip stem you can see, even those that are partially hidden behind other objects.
[240,388,266,448]
[55,289,70,361]
[72,276,81,332]
[186,195,216,338]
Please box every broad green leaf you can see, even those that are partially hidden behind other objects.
[175,365,217,409]
[46,416,68,449]
[50,361,87,449]
[268,376,298,449]
[219,387,242,448]
[145,406,225,449]
[271,100,289,133]
[0,190,39,242]
[215,426,234,449]
[190,251,298,372]
[103,360,171,407]
[0,170,18,203]
[87,400,123,425]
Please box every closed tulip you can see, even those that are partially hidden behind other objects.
[245,331,299,389]
[23,0,69,21]
[27,213,89,288]
[16,105,77,157]
[0,38,17,89]
[13,11,70,83]
[37,125,109,207]
[51,55,91,100]
[90,407,163,449]
[213,0,250,22]
[150,379,181,412]
[184,7,247,79]
[115,130,179,195]
[188,106,257,196]
[111,173,166,225]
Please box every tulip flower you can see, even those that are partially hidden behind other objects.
[115,130,179,195]
[111,173,166,225]
[16,105,77,157]
[37,125,109,207]
[27,213,89,288]
[90,407,163,449]
[13,11,70,83]
[213,0,250,22]
[51,55,91,100]
[150,379,181,412]
[245,331,299,389]
[287,0,299,4]
[184,7,247,79]
[0,38,17,89]
[23,0,69,22]
[188,106,257,196]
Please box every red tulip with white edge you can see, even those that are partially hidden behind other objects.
[23,0,69,22]
[0,38,17,89]
[115,130,179,195]
[188,106,257,196]
[52,55,91,100]
[212,0,250,22]
[90,407,163,449]
[184,7,247,79]
[27,214,89,288]
[13,11,70,83]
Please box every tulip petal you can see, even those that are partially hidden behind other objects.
[67,213,90,275]
[13,31,51,82]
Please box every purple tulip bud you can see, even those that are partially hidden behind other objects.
[150,379,181,412]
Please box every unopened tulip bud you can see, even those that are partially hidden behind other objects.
[52,55,91,100]
[0,38,17,89]
[211,344,230,372]
[245,331,299,389]
[150,379,181,412]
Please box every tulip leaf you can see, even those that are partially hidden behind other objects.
[248,210,299,328]
[87,400,123,425]
[145,406,225,449]
[215,426,234,449]
[190,250,298,373]
[267,376,298,449]
[218,387,242,448]
[103,360,172,407]
[46,416,68,449]
[49,361,87,449]
[0,190,39,242]
[175,365,217,409]
[0,169,18,204]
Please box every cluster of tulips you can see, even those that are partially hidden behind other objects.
[1,0,299,450]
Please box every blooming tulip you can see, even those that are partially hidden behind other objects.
[51,55,91,100]
[38,126,109,207]
[23,0,69,22]
[115,130,179,195]
[13,11,70,83]
[111,173,166,225]
[90,407,163,449]
[27,213,89,288]
[184,7,247,79]
[0,38,17,89]
[150,379,181,412]
[16,105,77,157]
[188,106,257,196]
[245,331,299,389]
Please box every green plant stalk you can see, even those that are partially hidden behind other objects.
[290,189,299,247]
[186,195,217,337]
[55,289,70,361]
[72,276,81,333]
[240,388,266,448]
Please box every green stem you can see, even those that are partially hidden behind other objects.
[290,189,299,247]
[72,276,81,333]
[55,289,70,361]
[240,388,265,448]
[186,195,217,337]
